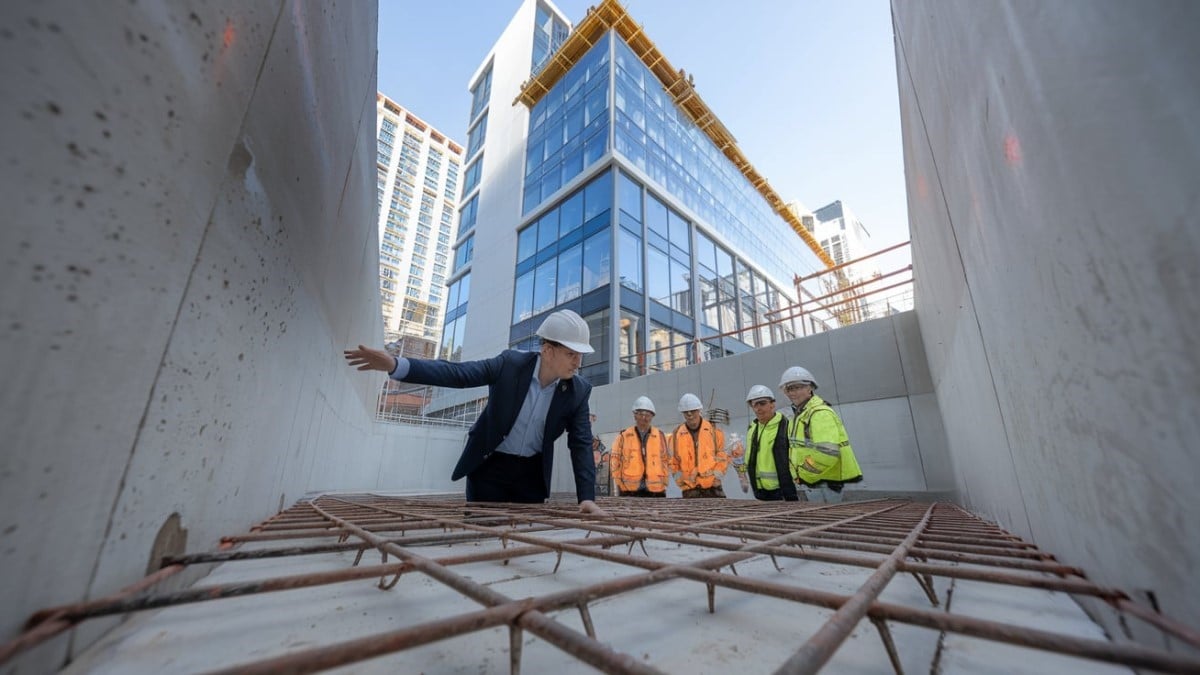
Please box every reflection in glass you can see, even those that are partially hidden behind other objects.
[513,271,534,322]
[619,310,643,379]
[618,228,642,292]
[582,229,611,293]
[647,247,669,306]
[533,260,556,316]
[557,243,582,304]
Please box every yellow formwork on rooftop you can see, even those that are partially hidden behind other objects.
[515,0,835,268]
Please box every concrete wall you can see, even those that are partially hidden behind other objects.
[563,312,953,500]
[0,0,439,668]
[893,0,1200,640]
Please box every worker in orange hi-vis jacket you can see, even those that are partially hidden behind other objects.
[668,393,734,498]
[610,396,670,497]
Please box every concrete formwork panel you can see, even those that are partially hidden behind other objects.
[837,397,925,491]
[376,424,467,494]
[828,316,908,403]
[0,0,383,668]
[909,392,953,491]
[779,330,837,403]
[696,348,754,413]
[895,0,1200,632]
[0,0,285,652]
[893,311,933,395]
[591,311,950,501]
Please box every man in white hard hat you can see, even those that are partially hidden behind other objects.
[743,385,801,501]
[668,393,730,498]
[779,366,863,500]
[611,396,670,497]
[344,309,607,515]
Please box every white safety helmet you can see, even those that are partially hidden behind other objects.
[631,396,656,415]
[677,393,703,412]
[779,366,818,390]
[535,309,595,353]
[746,384,775,402]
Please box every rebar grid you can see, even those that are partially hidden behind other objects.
[7,496,1199,674]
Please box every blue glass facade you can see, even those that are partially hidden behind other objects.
[523,33,611,215]
[440,273,470,361]
[610,36,812,289]
[508,29,813,384]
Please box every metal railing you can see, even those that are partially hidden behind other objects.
[619,242,914,376]
[786,240,914,330]
[375,383,475,428]
[374,410,474,429]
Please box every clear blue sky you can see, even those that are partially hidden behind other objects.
[378,0,911,256]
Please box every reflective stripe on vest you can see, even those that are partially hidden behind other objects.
[747,413,787,491]
[790,396,861,483]
[673,422,723,488]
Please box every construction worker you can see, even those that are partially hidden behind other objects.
[779,366,863,499]
[743,385,800,501]
[668,393,729,498]
[610,396,670,497]
[344,310,607,516]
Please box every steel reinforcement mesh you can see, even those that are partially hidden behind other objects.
[6,495,1199,674]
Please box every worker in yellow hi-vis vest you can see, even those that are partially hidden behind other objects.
[779,367,863,501]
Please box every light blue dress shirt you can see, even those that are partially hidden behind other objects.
[389,354,558,458]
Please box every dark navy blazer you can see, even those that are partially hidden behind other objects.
[402,350,596,503]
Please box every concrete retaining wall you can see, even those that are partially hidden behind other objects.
[893,0,1200,638]
[569,312,953,500]
[0,0,417,668]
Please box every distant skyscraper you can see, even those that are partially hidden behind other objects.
[814,199,885,320]
[444,0,832,386]
[814,200,873,269]
[374,94,463,344]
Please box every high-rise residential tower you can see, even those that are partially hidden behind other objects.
[375,94,463,344]
[445,0,832,387]
[814,200,874,269]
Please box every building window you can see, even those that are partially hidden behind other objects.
[579,308,610,386]
[523,33,611,215]
[532,5,569,73]
[582,228,611,294]
[619,310,643,379]
[618,227,642,293]
[453,234,474,273]
[462,156,483,198]
[467,114,487,160]
[470,65,492,121]
[556,243,582,304]
[459,195,478,233]
[512,172,612,327]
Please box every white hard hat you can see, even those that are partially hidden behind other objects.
[535,309,594,353]
[779,366,818,390]
[632,396,656,414]
[746,384,775,402]
[677,393,703,412]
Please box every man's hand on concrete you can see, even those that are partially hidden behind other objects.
[579,500,608,517]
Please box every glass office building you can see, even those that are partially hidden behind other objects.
[447,0,827,387]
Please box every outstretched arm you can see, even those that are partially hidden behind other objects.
[344,345,397,374]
